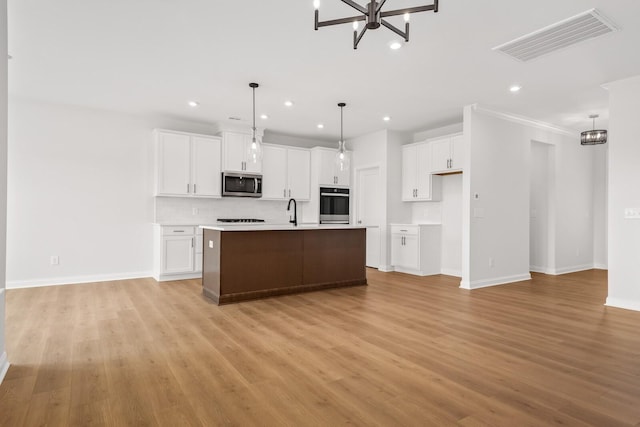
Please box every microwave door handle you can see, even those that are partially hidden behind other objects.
[254,178,258,193]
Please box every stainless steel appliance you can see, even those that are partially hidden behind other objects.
[222,172,262,197]
[319,187,350,224]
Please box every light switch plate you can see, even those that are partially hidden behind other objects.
[208,240,214,248]
[624,208,640,219]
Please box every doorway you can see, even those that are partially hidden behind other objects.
[355,166,381,268]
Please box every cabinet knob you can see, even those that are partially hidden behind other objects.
[358,220,362,224]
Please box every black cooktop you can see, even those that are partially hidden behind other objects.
[217,218,265,223]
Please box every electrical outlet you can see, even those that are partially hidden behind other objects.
[50,255,59,265]
[208,240,213,249]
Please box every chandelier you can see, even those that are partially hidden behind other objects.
[313,0,439,49]
[581,114,607,145]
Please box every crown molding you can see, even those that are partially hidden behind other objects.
[471,104,578,137]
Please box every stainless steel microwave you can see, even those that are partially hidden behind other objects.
[222,172,262,197]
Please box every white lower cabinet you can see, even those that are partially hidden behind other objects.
[390,224,441,276]
[153,225,203,281]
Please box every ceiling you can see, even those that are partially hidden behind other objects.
[8,1,640,142]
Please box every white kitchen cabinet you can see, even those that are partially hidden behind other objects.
[153,225,203,281]
[390,224,441,276]
[316,147,350,186]
[287,148,311,200]
[401,142,440,201]
[262,144,311,200]
[221,131,262,173]
[430,133,464,174]
[155,130,221,197]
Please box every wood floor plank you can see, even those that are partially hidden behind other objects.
[1,269,640,426]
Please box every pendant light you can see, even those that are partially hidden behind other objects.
[581,114,607,145]
[335,102,350,172]
[247,83,263,163]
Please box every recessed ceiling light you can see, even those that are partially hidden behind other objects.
[188,101,199,107]
[260,114,268,119]
[509,85,522,93]
[284,100,294,107]
[383,116,391,122]
[389,41,402,50]
[317,124,324,129]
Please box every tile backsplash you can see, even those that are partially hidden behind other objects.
[155,197,307,224]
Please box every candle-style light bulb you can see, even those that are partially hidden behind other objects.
[353,21,359,30]
[404,13,410,22]
[313,0,320,10]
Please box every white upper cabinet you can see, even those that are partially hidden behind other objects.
[221,131,262,173]
[287,147,311,200]
[262,144,311,201]
[157,132,191,195]
[401,142,439,202]
[155,130,221,197]
[262,145,288,199]
[191,136,222,197]
[430,133,464,174]
[316,148,350,186]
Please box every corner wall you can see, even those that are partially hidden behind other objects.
[606,75,640,311]
[462,106,597,289]
[6,98,217,288]
[1,0,9,383]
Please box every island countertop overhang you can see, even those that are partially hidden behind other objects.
[199,224,366,232]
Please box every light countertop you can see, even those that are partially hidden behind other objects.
[199,223,366,232]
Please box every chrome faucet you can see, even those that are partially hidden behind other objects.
[287,198,297,226]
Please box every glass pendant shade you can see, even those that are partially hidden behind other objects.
[247,82,263,163]
[335,140,350,172]
[335,102,350,173]
[247,132,263,164]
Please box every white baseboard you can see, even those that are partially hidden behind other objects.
[377,265,395,273]
[393,266,440,277]
[154,272,202,282]
[547,264,594,275]
[593,263,608,270]
[440,268,462,278]
[6,271,154,289]
[0,352,9,386]
[605,297,640,312]
[460,273,532,290]
[529,265,552,274]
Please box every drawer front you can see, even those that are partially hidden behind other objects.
[163,226,195,235]
[390,225,418,236]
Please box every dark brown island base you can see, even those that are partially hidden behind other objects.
[201,225,367,304]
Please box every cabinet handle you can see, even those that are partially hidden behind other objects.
[174,230,185,233]
[289,189,291,197]
[187,183,190,193]
[284,189,286,198]
[400,229,408,232]
[191,238,194,248]
[194,184,197,194]
[358,220,362,224]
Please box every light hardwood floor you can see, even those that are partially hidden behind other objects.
[1,269,639,426]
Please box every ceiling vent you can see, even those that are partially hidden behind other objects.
[493,9,618,62]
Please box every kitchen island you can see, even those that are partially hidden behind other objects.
[200,224,367,304]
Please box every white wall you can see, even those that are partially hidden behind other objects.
[462,106,597,289]
[6,98,219,288]
[413,123,463,142]
[592,145,608,269]
[606,75,640,312]
[0,0,9,384]
[529,142,552,273]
